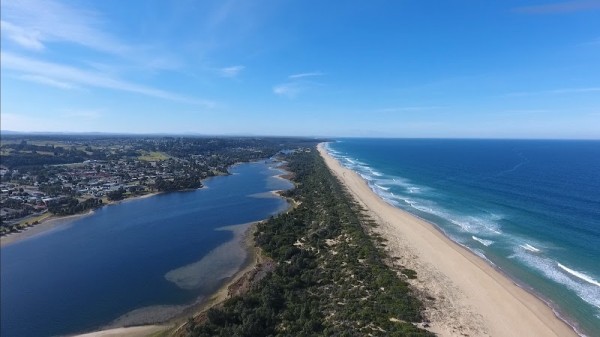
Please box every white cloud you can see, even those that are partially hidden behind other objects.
[0,0,180,70]
[0,20,44,50]
[273,82,302,98]
[1,0,129,55]
[219,65,245,78]
[2,52,215,107]
[17,74,78,90]
[288,71,324,79]
[273,71,324,98]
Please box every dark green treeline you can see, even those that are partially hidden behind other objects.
[186,147,433,337]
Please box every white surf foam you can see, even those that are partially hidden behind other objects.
[384,177,429,194]
[369,183,504,239]
[471,248,489,261]
[407,187,421,193]
[369,169,383,177]
[448,215,502,235]
[513,250,600,310]
[521,243,541,253]
[381,193,504,237]
[558,263,600,288]
[359,173,373,181]
[374,184,390,191]
[472,236,494,246]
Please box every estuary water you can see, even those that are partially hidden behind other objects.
[0,161,292,337]
[326,139,600,336]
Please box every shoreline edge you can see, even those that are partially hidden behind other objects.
[317,142,578,337]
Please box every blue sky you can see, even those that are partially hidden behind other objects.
[1,0,599,138]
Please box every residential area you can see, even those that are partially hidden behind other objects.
[0,135,315,235]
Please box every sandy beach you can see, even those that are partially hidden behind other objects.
[317,143,577,337]
[0,192,165,248]
[70,326,169,337]
[0,211,94,247]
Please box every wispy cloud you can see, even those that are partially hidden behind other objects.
[1,0,129,55]
[507,87,600,96]
[0,20,44,50]
[219,65,245,78]
[17,74,79,90]
[514,0,600,14]
[273,82,303,98]
[273,71,324,98]
[288,71,324,79]
[2,52,215,107]
[1,0,181,71]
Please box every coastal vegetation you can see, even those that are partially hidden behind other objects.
[185,147,432,336]
[0,135,316,235]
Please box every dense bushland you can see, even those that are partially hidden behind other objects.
[186,147,432,337]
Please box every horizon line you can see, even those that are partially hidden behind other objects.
[1,130,598,141]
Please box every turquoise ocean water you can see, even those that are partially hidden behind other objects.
[326,139,599,336]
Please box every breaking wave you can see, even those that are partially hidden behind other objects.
[521,243,541,253]
[472,236,494,246]
[513,250,600,310]
[558,263,600,288]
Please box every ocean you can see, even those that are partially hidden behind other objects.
[0,161,292,337]
[326,139,600,336]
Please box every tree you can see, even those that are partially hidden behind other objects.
[107,187,126,201]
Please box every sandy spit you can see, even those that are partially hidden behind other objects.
[70,325,168,337]
[1,211,94,247]
[317,143,577,337]
[1,192,162,247]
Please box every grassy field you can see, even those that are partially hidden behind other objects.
[13,212,53,227]
[138,151,170,161]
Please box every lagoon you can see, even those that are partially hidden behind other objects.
[0,161,292,337]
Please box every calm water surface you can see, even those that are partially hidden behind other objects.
[1,161,292,337]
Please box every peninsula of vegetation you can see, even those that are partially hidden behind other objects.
[172,143,577,337]
[177,146,432,336]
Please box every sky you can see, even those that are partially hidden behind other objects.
[1,0,599,138]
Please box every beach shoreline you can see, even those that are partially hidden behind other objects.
[65,160,293,337]
[70,222,266,337]
[317,142,578,337]
[1,211,94,247]
[0,192,165,247]
[1,158,289,247]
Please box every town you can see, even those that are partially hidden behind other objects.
[0,135,315,236]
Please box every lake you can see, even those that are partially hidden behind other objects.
[0,160,292,337]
